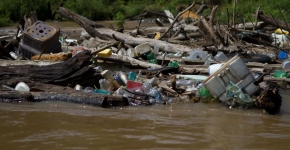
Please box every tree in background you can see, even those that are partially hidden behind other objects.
[0,0,290,27]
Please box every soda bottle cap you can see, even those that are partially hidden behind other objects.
[278,50,287,59]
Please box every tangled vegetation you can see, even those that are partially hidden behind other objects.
[0,0,290,27]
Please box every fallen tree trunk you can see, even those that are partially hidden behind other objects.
[0,90,33,102]
[58,7,195,53]
[0,51,100,87]
[130,25,199,34]
[1,82,129,108]
[98,28,194,52]
[255,10,290,32]
[57,7,109,40]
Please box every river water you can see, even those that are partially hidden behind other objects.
[0,89,290,149]
[1,21,290,149]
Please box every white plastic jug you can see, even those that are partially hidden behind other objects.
[208,64,223,75]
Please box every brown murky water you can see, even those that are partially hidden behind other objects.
[0,90,290,149]
[1,22,290,149]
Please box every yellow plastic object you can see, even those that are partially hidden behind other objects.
[180,10,199,19]
[275,28,289,35]
[97,49,112,57]
[154,32,161,39]
[31,52,72,61]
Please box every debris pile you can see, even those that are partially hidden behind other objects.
[1,3,289,115]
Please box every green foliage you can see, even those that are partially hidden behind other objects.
[0,15,11,27]
[1,0,290,28]
[0,0,60,26]
[114,11,126,28]
[213,0,290,24]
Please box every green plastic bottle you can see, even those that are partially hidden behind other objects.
[198,86,212,102]
[273,70,288,78]
[148,59,157,64]
[146,53,155,60]
[168,60,179,67]
[146,53,157,64]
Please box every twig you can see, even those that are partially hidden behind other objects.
[209,5,218,26]
[38,44,47,60]
[136,17,142,35]
[277,5,290,33]
[227,8,230,26]
[196,1,207,15]
[233,0,237,29]
[158,1,195,40]
[91,41,119,55]
[254,5,262,31]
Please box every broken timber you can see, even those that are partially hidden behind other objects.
[57,7,194,53]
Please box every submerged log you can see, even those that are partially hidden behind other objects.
[32,91,129,107]
[0,83,129,108]
[0,90,33,102]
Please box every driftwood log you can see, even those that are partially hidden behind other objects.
[57,7,195,53]
[255,10,290,32]
[0,90,33,102]
[0,51,99,87]
[28,83,129,107]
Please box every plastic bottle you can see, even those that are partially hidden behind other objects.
[273,70,289,78]
[119,72,128,85]
[93,66,103,73]
[168,60,179,67]
[179,95,190,103]
[99,79,108,90]
[142,82,153,94]
[148,59,157,64]
[128,71,136,81]
[114,74,124,86]
[93,89,110,95]
[198,86,212,102]
[114,87,124,96]
[146,53,157,64]
[135,70,142,82]
[153,46,159,57]
[83,87,94,92]
[146,53,155,60]
[148,87,161,99]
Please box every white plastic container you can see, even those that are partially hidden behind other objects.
[272,33,290,48]
[208,64,223,75]
[15,82,30,92]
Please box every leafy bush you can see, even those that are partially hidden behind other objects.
[114,11,126,29]
[0,15,11,27]
[1,0,290,27]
